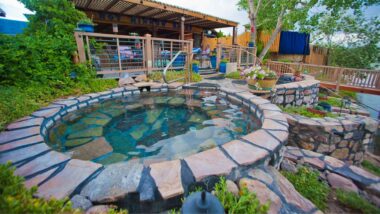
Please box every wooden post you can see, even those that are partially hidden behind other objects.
[237,46,242,68]
[180,16,185,41]
[216,44,222,70]
[187,40,193,83]
[116,38,122,77]
[74,32,86,63]
[145,34,153,74]
[232,27,237,45]
[336,68,343,92]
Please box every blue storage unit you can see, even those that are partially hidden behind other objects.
[0,18,28,35]
[279,31,310,55]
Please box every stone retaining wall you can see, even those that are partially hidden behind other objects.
[285,113,378,164]
[271,75,320,107]
[0,82,289,212]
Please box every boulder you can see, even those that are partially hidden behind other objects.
[86,205,114,214]
[281,159,298,173]
[226,180,239,196]
[118,77,135,86]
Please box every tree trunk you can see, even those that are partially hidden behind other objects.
[259,8,284,60]
[247,0,257,44]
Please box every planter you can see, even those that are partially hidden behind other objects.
[78,24,94,32]
[219,62,227,73]
[247,78,277,90]
[192,64,199,73]
[307,107,327,117]
[210,56,217,68]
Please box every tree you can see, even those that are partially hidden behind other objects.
[237,0,379,60]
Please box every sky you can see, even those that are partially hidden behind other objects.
[0,0,378,35]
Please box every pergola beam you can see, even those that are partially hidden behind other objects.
[104,0,119,11]
[120,4,138,14]
[135,7,152,16]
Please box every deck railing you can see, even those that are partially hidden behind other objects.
[74,32,193,79]
[216,44,260,69]
[266,61,380,90]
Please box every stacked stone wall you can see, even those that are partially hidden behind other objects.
[285,113,378,164]
[271,75,320,107]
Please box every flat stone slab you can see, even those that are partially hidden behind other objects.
[222,140,269,166]
[0,143,50,164]
[6,117,44,130]
[32,107,61,118]
[150,160,183,199]
[24,168,57,189]
[15,151,70,177]
[0,126,40,144]
[36,159,101,200]
[69,137,113,160]
[0,135,44,152]
[80,160,143,203]
[185,147,237,181]
[242,130,280,151]
[327,172,359,193]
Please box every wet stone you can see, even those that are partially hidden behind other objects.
[96,153,127,165]
[81,160,143,203]
[65,137,93,147]
[69,137,113,160]
[150,160,183,199]
[168,97,185,105]
[185,147,237,181]
[82,117,111,126]
[67,127,103,139]
[37,159,101,200]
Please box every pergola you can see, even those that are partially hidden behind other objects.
[73,0,239,43]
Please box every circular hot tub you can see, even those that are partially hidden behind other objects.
[47,89,261,165]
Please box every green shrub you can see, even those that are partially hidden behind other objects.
[214,177,269,214]
[280,106,337,118]
[324,97,342,107]
[0,163,75,213]
[336,189,380,214]
[148,70,202,83]
[362,160,380,176]
[282,167,330,211]
[225,71,243,79]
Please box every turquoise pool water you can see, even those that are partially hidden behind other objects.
[47,90,261,165]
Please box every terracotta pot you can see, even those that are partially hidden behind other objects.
[246,78,257,86]
[307,107,327,117]
[257,78,277,90]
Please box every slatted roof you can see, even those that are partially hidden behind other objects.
[73,0,238,29]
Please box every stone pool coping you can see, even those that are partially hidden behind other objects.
[285,112,378,164]
[0,82,289,205]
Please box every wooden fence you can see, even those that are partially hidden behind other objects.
[216,44,260,69]
[266,61,380,91]
[74,32,193,78]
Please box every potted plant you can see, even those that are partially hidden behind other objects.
[219,59,229,74]
[241,66,278,90]
[192,60,200,73]
[78,18,94,32]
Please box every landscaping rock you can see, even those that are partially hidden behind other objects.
[71,195,92,211]
[226,180,239,196]
[135,74,147,82]
[86,205,114,214]
[118,77,135,86]
[327,172,359,193]
[81,160,143,203]
[281,158,298,173]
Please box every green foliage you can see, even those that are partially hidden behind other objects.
[0,79,117,130]
[214,177,269,214]
[108,208,128,214]
[281,106,337,118]
[78,18,94,25]
[216,30,225,38]
[148,71,202,83]
[225,71,243,79]
[362,160,380,176]
[323,97,342,107]
[0,162,75,214]
[191,60,200,65]
[221,59,229,63]
[336,189,380,214]
[0,0,92,87]
[282,167,330,211]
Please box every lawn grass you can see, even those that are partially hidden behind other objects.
[282,167,330,211]
[148,70,202,82]
[361,160,380,176]
[225,71,243,80]
[336,189,380,214]
[0,79,117,131]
